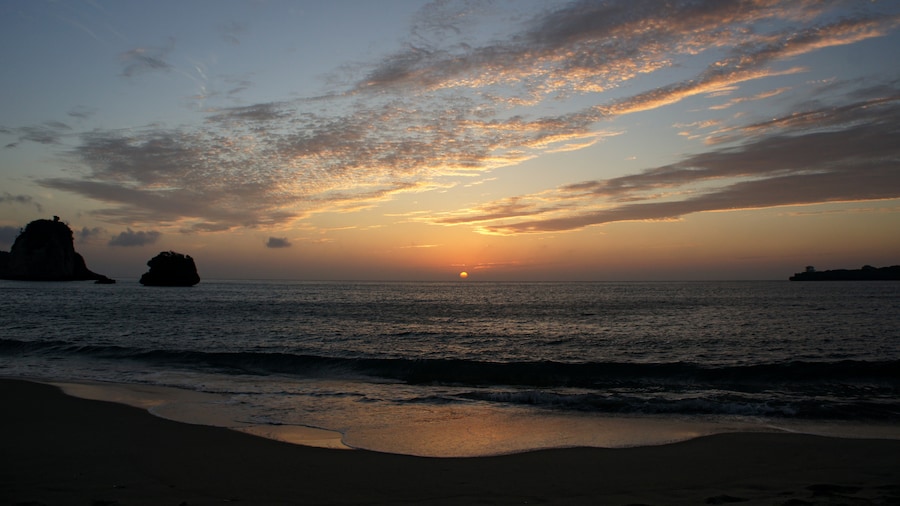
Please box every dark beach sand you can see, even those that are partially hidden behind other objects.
[2,379,898,505]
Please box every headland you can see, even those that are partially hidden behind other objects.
[790,264,900,281]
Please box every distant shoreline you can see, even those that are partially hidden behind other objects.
[789,265,900,281]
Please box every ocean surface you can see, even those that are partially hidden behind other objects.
[2,279,899,456]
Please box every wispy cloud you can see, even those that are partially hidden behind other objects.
[397,243,440,249]
[708,87,791,111]
[0,192,42,213]
[206,103,290,123]
[442,88,900,234]
[31,1,900,236]
[0,192,37,206]
[2,122,71,148]
[119,38,175,77]
[356,0,893,104]
[67,106,98,121]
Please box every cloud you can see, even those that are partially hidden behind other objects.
[41,127,303,230]
[223,75,255,97]
[356,0,894,102]
[119,38,175,77]
[594,14,893,118]
[2,122,71,147]
[448,90,900,234]
[435,196,558,225]
[0,192,35,205]
[397,243,439,249]
[206,102,291,124]
[709,87,791,111]
[108,228,161,247]
[0,192,42,212]
[67,106,98,121]
[33,1,900,237]
[77,226,106,243]
[266,237,292,248]
[485,165,899,234]
[42,99,597,230]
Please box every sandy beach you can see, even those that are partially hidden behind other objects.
[2,379,898,506]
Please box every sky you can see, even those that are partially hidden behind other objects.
[1,0,899,281]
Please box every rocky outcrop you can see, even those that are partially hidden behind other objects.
[0,217,112,282]
[139,251,200,286]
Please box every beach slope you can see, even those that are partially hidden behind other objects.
[1,379,898,505]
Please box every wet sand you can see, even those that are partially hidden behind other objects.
[2,379,898,505]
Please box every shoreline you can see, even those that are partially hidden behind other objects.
[51,380,353,451]
[3,378,900,505]
[46,377,900,457]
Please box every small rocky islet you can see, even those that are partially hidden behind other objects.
[139,251,200,287]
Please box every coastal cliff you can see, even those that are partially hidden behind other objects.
[789,265,900,281]
[0,217,112,282]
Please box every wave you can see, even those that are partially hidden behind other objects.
[3,337,898,421]
[2,338,898,389]
[453,389,900,420]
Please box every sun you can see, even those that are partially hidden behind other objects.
[459,271,469,279]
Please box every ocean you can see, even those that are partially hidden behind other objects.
[1,279,898,456]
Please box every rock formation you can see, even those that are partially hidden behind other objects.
[139,251,200,286]
[789,265,900,281]
[0,217,112,282]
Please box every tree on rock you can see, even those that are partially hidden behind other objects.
[139,251,200,286]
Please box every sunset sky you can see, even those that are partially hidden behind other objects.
[2,0,899,281]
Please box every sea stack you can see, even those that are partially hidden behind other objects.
[0,216,113,282]
[139,251,200,286]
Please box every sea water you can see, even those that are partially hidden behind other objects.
[1,279,898,456]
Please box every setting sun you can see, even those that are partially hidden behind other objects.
[459,271,469,279]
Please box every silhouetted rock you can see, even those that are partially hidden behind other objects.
[789,265,900,281]
[0,217,112,282]
[139,251,200,286]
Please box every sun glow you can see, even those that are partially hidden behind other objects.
[459,271,469,279]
